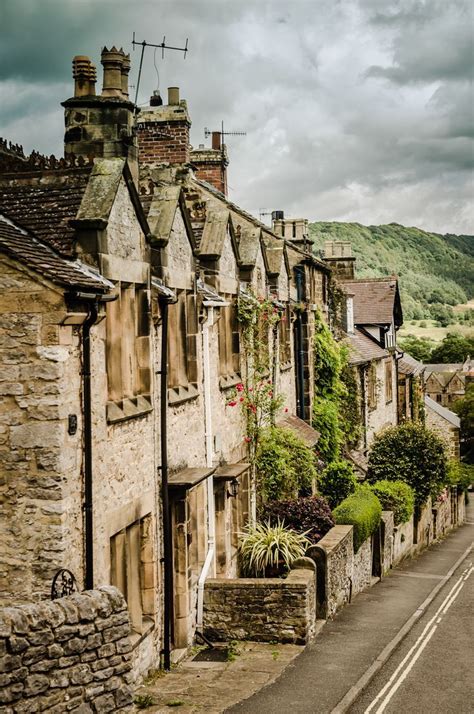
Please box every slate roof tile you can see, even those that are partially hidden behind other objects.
[344,277,398,325]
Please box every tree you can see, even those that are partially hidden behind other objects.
[430,332,474,363]
[398,335,435,363]
[367,422,448,506]
[453,383,474,463]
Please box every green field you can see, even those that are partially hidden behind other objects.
[398,320,474,343]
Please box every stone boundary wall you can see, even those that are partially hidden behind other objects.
[351,537,373,597]
[307,526,353,619]
[457,491,466,524]
[0,586,133,713]
[392,517,414,566]
[433,492,452,540]
[414,497,434,553]
[203,564,316,644]
[381,511,394,575]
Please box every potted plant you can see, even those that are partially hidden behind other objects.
[238,520,310,577]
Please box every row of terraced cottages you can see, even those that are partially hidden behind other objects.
[0,46,404,675]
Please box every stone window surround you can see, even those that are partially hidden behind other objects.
[168,289,199,403]
[106,282,152,424]
[218,294,241,388]
[279,304,292,371]
[385,359,393,404]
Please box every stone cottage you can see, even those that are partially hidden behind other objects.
[0,45,328,673]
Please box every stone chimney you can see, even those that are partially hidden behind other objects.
[62,47,138,179]
[322,241,356,281]
[190,131,228,195]
[272,212,314,253]
[137,86,191,169]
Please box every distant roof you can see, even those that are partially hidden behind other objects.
[346,328,388,364]
[398,352,424,376]
[0,168,92,255]
[424,363,463,373]
[0,216,112,291]
[276,414,320,447]
[344,277,402,327]
[424,395,461,428]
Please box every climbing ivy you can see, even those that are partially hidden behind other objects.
[312,310,361,462]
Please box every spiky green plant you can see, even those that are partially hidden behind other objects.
[238,520,310,577]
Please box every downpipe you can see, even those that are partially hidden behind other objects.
[196,306,216,632]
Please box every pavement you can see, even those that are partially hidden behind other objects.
[133,500,473,714]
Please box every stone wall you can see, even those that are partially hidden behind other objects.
[0,587,133,712]
[432,491,452,540]
[203,565,316,645]
[308,526,353,619]
[414,497,434,552]
[381,511,394,575]
[351,537,373,596]
[392,517,414,566]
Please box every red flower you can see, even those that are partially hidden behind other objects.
[240,397,244,402]
[244,436,252,443]
[236,383,244,392]
[284,407,289,413]
[228,401,237,407]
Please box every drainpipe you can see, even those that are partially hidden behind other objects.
[71,291,117,591]
[295,269,306,420]
[159,296,173,671]
[82,299,98,591]
[196,306,216,631]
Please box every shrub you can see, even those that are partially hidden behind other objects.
[318,459,357,509]
[367,422,448,506]
[333,486,382,551]
[260,496,335,545]
[370,480,415,525]
[446,461,474,493]
[313,396,341,462]
[256,427,317,501]
[238,520,310,577]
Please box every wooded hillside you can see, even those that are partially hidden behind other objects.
[310,222,474,320]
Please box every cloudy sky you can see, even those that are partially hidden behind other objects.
[0,0,473,234]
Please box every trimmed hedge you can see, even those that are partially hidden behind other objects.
[260,495,335,545]
[333,486,382,551]
[318,459,358,509]
[370,480,415,526]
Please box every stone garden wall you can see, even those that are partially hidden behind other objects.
[392,517,414,566]
[381,511,394,575]
[351,537,373,597]
[307,526,353,619]
[0,586,133,713]
[203,565,316,644]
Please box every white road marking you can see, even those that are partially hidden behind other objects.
[364,562,473,714]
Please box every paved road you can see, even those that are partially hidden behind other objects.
[228,501,474,714]
[349,549,473,713]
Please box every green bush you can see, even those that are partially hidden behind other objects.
[446,461,474,493]
[318,459,357,509]
[370,480,415,525]
[367,422,448,506]
[238,520,310,577]
[256,427,317,501]
[333,486,382,551]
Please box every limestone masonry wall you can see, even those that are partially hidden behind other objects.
[351,537,373,596]
[0,586,133,713]
[203,567,316,645]
[308,525,353,619]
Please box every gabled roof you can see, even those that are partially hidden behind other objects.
[424,363,464,373]
[346,327,389,365]
[344,277,403,327]
[199,207,230,257]
[0,215,112,291]
[261,232,285,277]
[0,167,92,255]
[238,224,261,267]
[425,395,460,428]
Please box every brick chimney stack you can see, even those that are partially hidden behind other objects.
[62,46,138,180]
[189,130,229,195]
[137,87,192,169]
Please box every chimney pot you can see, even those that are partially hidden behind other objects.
[101,46,125,97]
[211,131,221,150]
[150,90,163,106]
[72,56,96,97]
[168,86,180,105]
[121,52,131,98]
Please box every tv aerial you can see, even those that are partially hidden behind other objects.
[132,32,189,112]
[204,121,246,144]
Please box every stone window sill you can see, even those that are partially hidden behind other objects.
[219,373,243,391]
[168,383,199,406]
[130,616,155,650]
[107,396,153,424]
